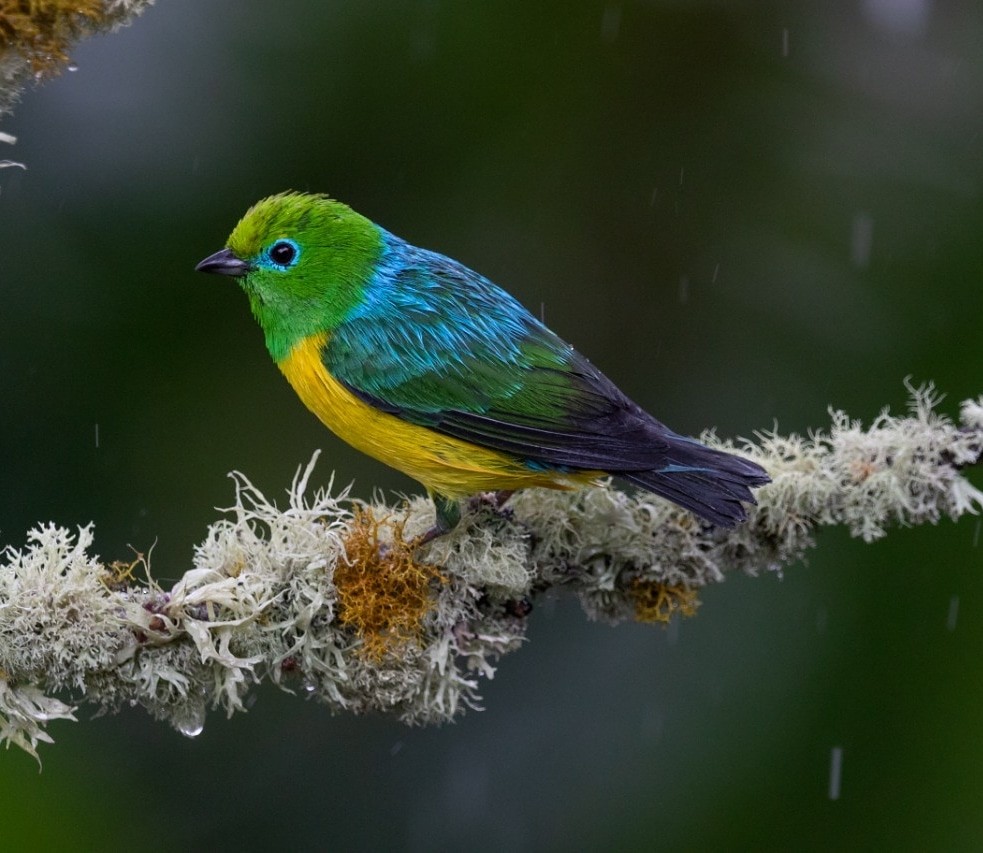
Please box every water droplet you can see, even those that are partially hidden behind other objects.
[178,720,204,738]
[303,679,317,694]
[175,707,205,738]
[67,63,79,72]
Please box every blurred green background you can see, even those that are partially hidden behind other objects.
[1,1,982,849]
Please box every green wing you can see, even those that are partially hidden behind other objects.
[323,248,673,471]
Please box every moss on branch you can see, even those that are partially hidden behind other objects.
[0,383,980,759]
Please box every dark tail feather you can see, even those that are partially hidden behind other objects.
[620,441,770,527]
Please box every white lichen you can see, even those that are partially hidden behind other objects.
[0,385,980,756]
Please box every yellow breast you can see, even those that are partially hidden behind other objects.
[277,332,594,498]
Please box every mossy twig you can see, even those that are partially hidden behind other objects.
[0,383,980,759]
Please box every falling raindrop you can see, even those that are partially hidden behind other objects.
[781,28,789,57]
[946,595,959,632]
[851,212,874,268]
[828,746,843,800]
[973,518,980,547]
[94,423,100,448]
[711,263,720,284]
[600,5,622,43]
[678,275,689,304]
[390,740,405,756]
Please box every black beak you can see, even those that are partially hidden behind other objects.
[195,247,252,277]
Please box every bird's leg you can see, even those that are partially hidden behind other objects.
[413,494,462,548]
[414,491,515,549]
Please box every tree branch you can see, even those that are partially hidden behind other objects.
[1,382,980,759]
[0,0,155,123]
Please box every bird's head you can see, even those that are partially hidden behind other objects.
[196,192,383,361]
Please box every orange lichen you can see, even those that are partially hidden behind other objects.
[101,549,147,591]
[335,506,445,660]
[0,0,104,77]
[629,579,700,624]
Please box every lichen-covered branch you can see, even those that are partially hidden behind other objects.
[0,0,155,122]
[1,384,981,759]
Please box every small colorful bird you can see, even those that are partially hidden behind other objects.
[196,192,768,539]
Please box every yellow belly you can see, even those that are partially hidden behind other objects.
[277,332,596,498]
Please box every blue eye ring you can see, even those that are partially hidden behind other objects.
[267,238,300,270]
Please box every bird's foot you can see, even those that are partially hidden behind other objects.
[411,524,448,549]
[410,494,462,549]
[412,491,517,550]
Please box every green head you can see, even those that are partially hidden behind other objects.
[196,192,383,362]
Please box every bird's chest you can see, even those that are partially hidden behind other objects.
[277,333,406,455]
[276,332,542,496]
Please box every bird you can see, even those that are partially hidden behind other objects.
[196,192,769,541]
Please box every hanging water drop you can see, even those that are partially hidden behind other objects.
[175,706,205,738]
[178,719,204,738]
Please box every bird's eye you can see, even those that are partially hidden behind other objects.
[268,239,300,269]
